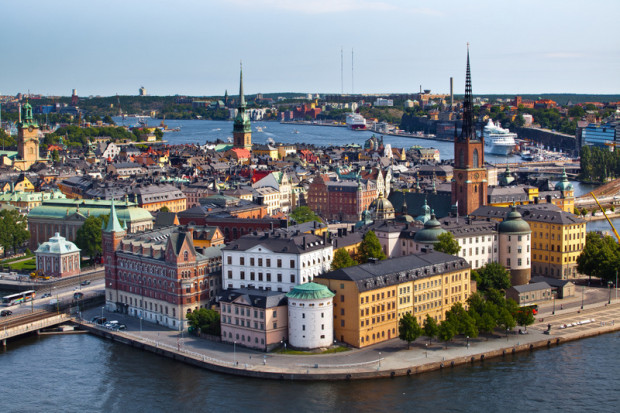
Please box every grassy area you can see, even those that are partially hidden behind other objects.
[273,346,350,355]
[1,252,34,264]
[8,257,36,271]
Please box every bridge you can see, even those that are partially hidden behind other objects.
[1,310,72,346]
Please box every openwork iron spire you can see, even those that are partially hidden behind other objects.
[460,44,476,141]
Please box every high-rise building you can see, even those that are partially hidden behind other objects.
[233,64,252,150]
[452,46,487,216]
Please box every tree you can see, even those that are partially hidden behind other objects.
[445,302,478,338]
[0,209,30,257]
[437,319,457,348]
[434,232,461,255]
[476,262,511,292]
[399,313,422,349]
[515,308,535,331]
[51,149,60,163]
[498,307,516,332]
[577,232,620,283]
[331,248,358,270]
[159,206,170,213]
[186,308,220,336]
[290,206,321,224]
[75,215,106,259]
[357,230,386,263]
[102,115,116,125]
[423,314,439,344]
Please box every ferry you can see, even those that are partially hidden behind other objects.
[346,113,367,131]
[482,119,517,156]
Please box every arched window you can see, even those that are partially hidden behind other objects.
[473,149,479,168]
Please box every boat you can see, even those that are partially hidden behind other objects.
[346,113,367,131]
[482,119,517,156]
[520,150,534,161]
[256,126,264,132]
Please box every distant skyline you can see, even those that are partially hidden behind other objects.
[2,0,620,97]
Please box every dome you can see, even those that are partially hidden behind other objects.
[35,233,80,254]
[369,192,395,221]
[498,205,531,234]
[499,166,515,186]
[413,212,446,243]
[554,168,573,192]
[286,282,335,300]
[415,199,432,223]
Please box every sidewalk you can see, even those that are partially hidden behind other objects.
[75,299,620,380]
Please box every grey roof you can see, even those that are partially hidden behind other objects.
[154,212,178,228]
[436,216,498,237]
[218,288,288,309]
[35,233,80,254]
[317,251,469,293]
[471,204,585,225]
[511,282,551,293]
[223,230,329,254]
[488,187,529,203]
[389,191,452,219]
[530,276,574,288]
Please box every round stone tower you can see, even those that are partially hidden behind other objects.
[498,205,531,286]
[286,282,335,349]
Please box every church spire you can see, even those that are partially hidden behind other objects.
[105,198,124,233]
[239,61,245,108]
[460,44,476,141]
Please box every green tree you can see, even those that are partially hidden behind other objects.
[0,209,30,257]
[290,206,321,224]
[498,307,516,332]
[515,308,535,331]
[75,215,106,259]
[186,308,220,335]
[51,149,60,163]
[476,262,511,292]
[434,232,461,255]
[423,314,439,344]
[159,206,170,213]
[102,115,116,125]
[357,230,386,263]
[331,248,358,270]
[445,302,478,338]
[399,313,422,349]
[437,319,457,348]
[577,232,620,283]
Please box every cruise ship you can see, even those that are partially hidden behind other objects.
[482,119,517,156]
[346,113,367,130]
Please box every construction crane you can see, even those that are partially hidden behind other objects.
[590,192,620,243]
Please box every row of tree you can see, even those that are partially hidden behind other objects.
[399,289,534,348]
[579,145,620,183]
[0,209,30,257]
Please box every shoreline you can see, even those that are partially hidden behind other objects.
[73,301,620,381]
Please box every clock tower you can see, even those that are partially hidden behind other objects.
[15,102,40,171]
[451,46,487,216]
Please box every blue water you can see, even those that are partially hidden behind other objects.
[1,332,617,412]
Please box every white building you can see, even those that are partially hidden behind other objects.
[286,282,334,349]
[222,230,333,292]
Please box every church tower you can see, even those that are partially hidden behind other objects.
[451,46,487,216]
[233,63,252,150]
[16,102,40,170]
[103,199,126,312]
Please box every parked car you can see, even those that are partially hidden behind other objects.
[117,324,127,330]
[1,310,13,317]
[81,280,91,286]
[41,293,52,298]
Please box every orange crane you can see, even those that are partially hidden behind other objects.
[590,192,620,242]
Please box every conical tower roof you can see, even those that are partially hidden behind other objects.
[105,198,124,232]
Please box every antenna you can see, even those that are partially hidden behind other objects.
[340,47,344,95]
[351,48,354,95]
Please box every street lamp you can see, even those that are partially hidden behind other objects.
[233,341,237,365]
[552,294,556,315]
[466,336,469,348]
[609,281,613,305]
[581,285,585,310]
[139,316,143,334]
[506,328,509,341]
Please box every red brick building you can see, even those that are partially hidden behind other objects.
[307,173,377,222]
[103,200,223,329]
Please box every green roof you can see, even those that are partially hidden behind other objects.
[498,205,531,234]
[286,282,335,300]
[28,199,153,223]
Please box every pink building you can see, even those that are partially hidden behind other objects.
[219,288,288,351]
[35,233,81,278]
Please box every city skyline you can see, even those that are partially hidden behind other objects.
[2,0,619,96]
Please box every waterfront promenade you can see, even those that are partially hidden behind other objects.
[75,299,620,381]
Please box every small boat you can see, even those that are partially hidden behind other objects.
[292,129,299,134]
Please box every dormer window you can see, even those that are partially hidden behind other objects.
[184,251,189,261]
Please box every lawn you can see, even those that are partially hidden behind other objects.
[8,258,36,271]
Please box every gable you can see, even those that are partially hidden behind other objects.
[246,244,274,254]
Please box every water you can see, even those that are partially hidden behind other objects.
[115,117,523,164]
[1,332,618,412]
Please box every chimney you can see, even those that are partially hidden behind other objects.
[338,228,343,237]
[450,77,454,108]
[303,236,306,250]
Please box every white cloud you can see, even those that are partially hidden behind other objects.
[226,0,439,15]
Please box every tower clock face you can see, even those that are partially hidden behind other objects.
[28,126,34,132]
[474,173,479,179]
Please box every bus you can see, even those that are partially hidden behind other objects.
[519,304,539,315]
[2,290,36,306]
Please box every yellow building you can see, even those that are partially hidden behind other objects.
[0,176,36,193]
[190,226,225,248]
[472,204,585,280]
[316,252,472,348]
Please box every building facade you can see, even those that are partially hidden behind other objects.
[307,173,377,222]
[35,233,81,278]
[286,283,335,349]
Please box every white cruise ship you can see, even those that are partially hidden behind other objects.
[482,119,517,156]
[346,113,367,130]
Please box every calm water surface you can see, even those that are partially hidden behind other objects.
[1,332,618,412]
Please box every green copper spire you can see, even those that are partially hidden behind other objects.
[239,61,245,108]
[105,198,124,232]
[19,101,39,128]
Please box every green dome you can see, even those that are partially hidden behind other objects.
[414,212,446,244]
[499,166,515,186]
[369,192,395,220]
[286,282,335,300]
[498,205,531,234]
[554,169,573,192]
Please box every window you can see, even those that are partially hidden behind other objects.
[290,260,295,268]
[277,259,282,268]
[227,270,232,279]
[266,259,271,267]
[290,274,295,283]
[240,257,245,265]
[250,258,255,266]
[258,258,263,266]
[273,310,277,317]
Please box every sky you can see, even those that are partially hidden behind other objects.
[2,0,619,97]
